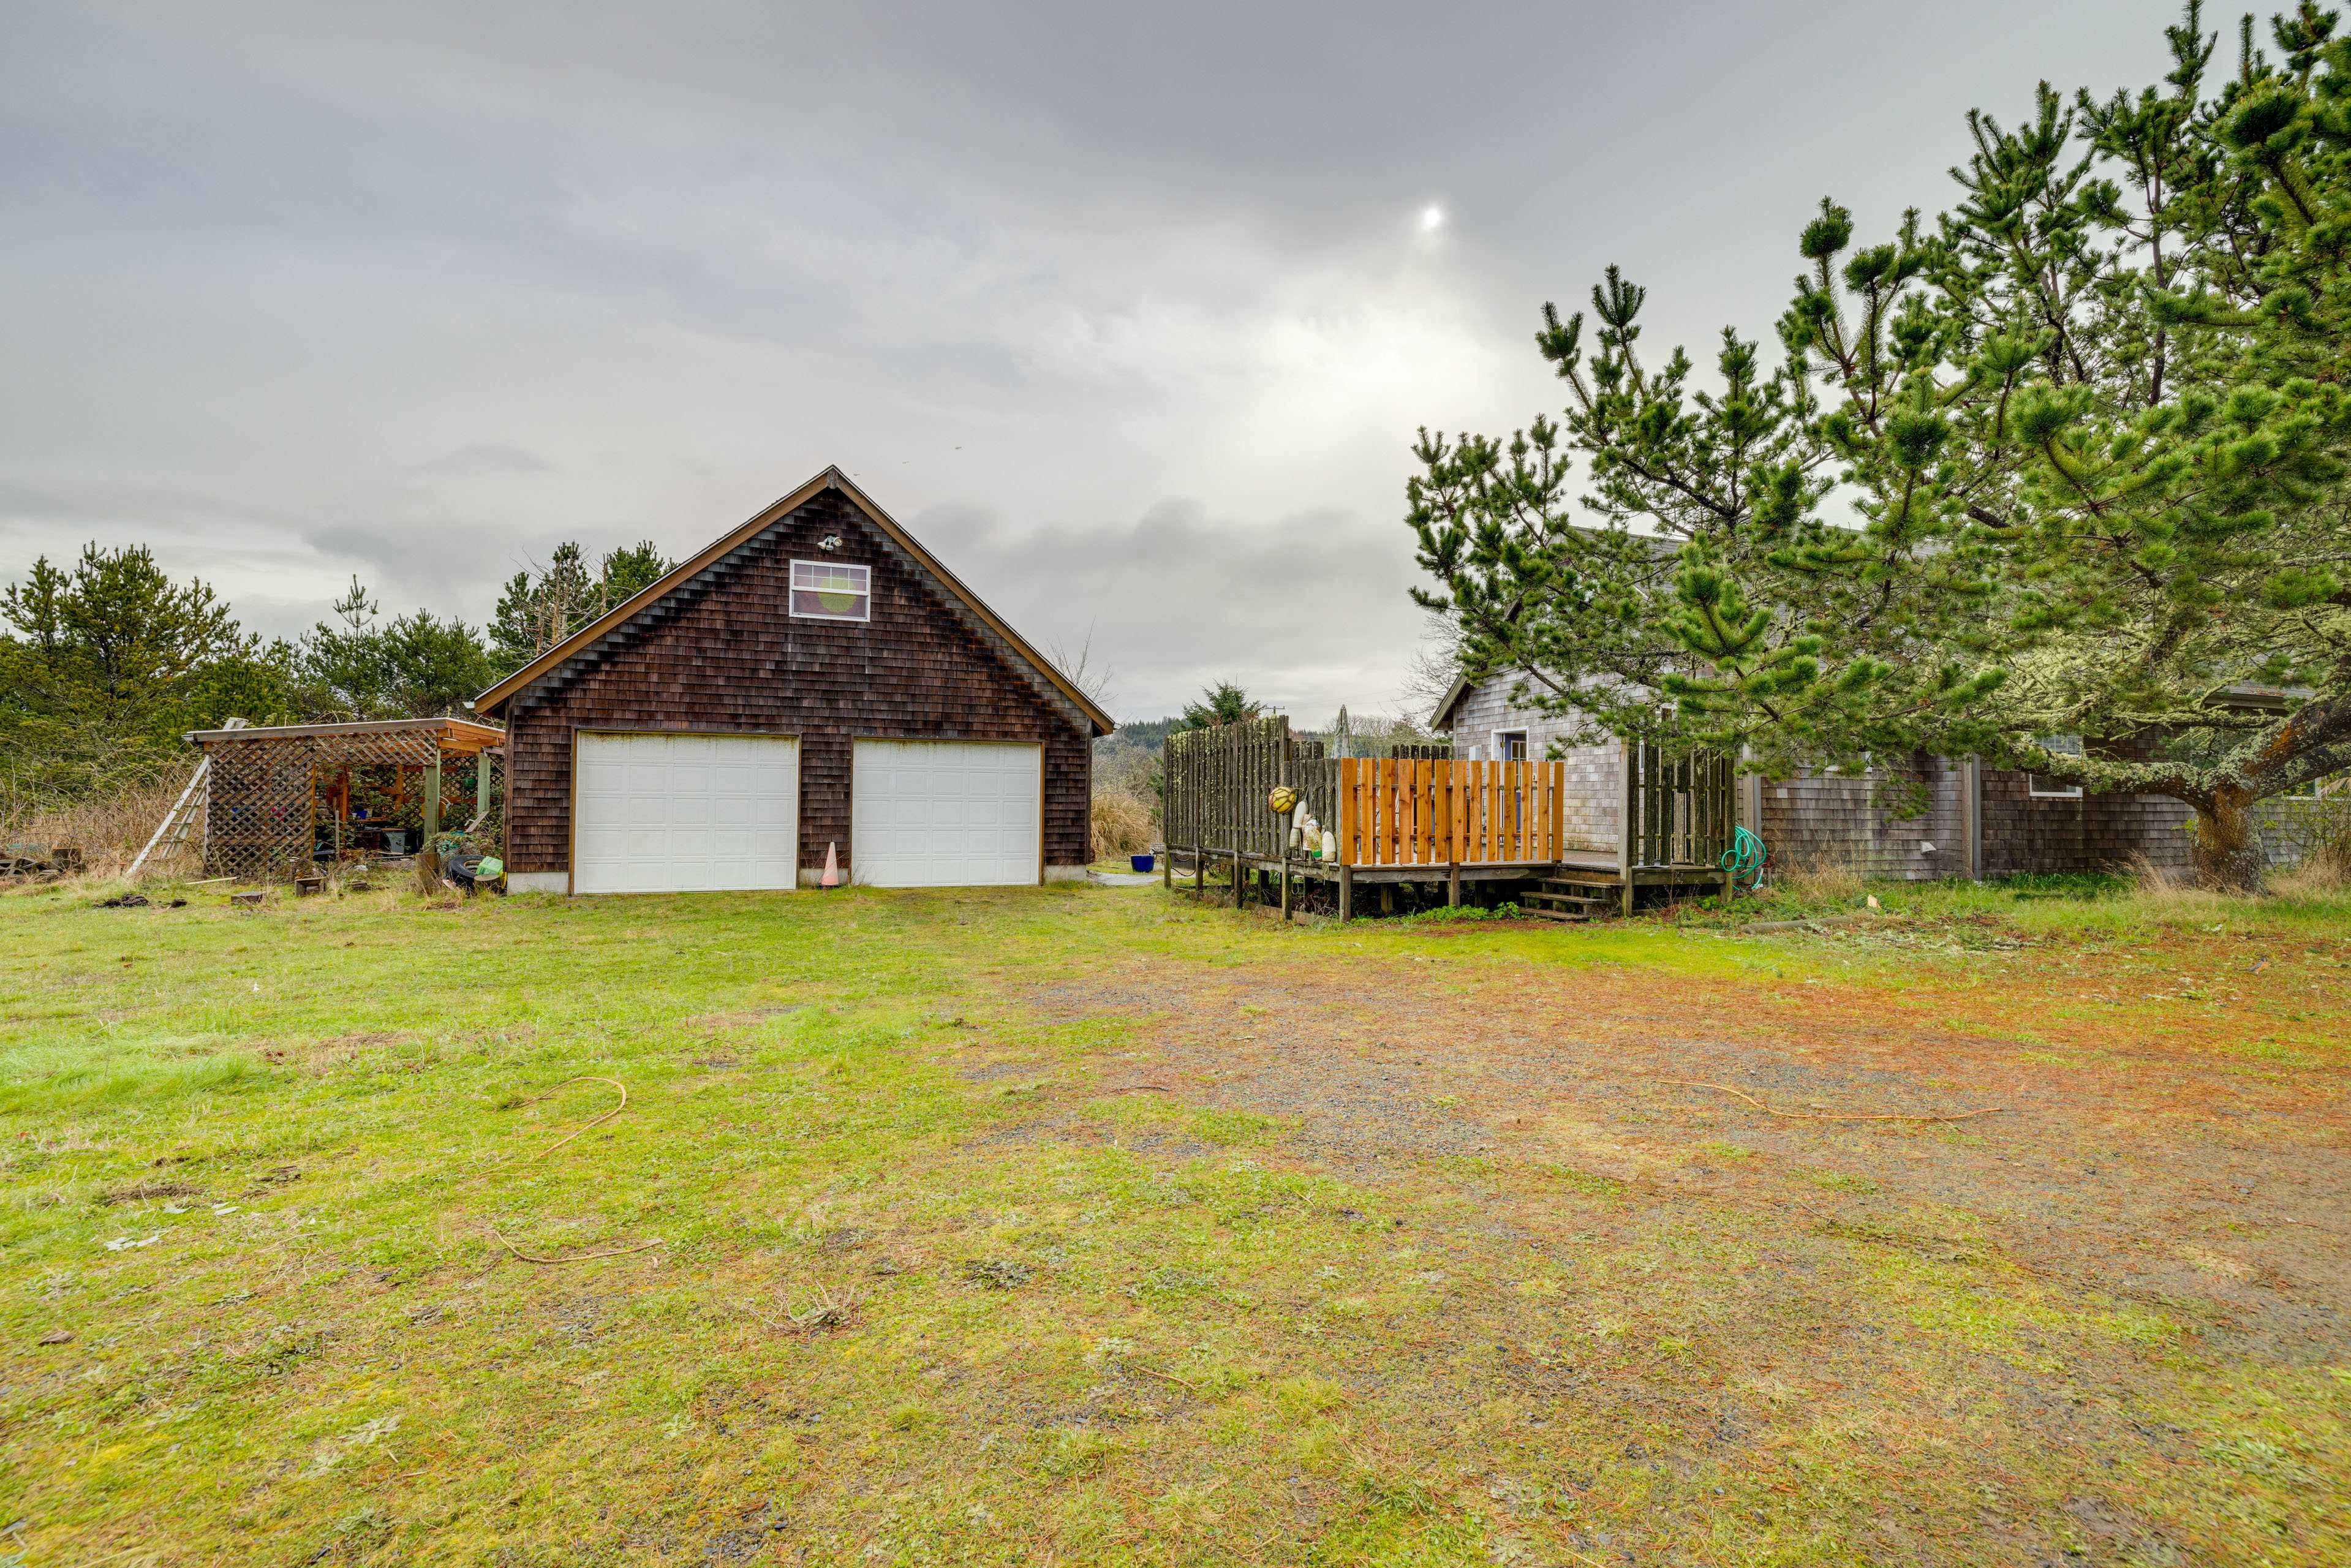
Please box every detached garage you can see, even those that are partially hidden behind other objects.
[473,467,1112,894]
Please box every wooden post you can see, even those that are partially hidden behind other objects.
[1278,735,1294,922]
[1618,741,1638,918]
[1190,733,1203,900]
[1448,859,1461,908]
[421,753,443,846]
[1338,863,1354,922]
[1445,760,1456,865]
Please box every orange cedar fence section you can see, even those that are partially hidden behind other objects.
[1337,758,1568,867]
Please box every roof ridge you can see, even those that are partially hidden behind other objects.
[470,469,1114,735]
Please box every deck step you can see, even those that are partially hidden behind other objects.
[1520,904,1591,922]
[1523,889,1609,909]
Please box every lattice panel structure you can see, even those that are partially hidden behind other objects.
[474,748,507,859]
[202,730,440,880]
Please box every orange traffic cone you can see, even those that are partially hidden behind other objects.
[821,841,841,888]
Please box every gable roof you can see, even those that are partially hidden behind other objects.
[470,466,1115,735]
[1429,673,1473,731]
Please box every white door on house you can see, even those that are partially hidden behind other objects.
[572,732,799,894]
[851,739,1040,887]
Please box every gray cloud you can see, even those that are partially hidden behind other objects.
[410,442,558,481]
[1,0,2175,718]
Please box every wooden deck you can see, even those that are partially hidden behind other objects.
[1165,845,1730,921]
[1160,717,1737,921]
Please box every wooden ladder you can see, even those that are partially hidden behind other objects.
[128,717,245,880]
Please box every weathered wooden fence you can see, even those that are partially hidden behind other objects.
[1164,716,1452,864]
[1623,740,1735,871]
[1166,716,1290,862]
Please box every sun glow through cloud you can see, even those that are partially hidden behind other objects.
[1419,203,1446,233]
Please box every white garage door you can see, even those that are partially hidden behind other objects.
[573,732,799,894]
[851,739,1040,888]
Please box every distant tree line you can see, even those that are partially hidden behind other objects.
[0,538,671,816]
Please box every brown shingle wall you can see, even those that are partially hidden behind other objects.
[1978,769,2194,877]
[1759,757,1968,880]
[502,491,1091,876]
[1760,753,2197,880]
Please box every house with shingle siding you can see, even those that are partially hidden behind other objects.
[1426,669,2291,881]
[473,467,1112,894]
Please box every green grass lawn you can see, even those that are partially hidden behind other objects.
[4,876,2347,1565]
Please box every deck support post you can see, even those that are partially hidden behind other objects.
[1447,861,1460,908]
[1618,742,1637,918]
[421,755,443,846]
[1338,863,1354,922]
[1232,849,1246,909]
[1277,747,1293,922]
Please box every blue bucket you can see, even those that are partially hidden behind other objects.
[1130,853,1155,873]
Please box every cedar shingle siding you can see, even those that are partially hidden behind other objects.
[1443,676,1622,851]
[500,489,1092,879]
[1760,754,2197,880]
[1759,761,1971,880]
[1437,672,2271,879]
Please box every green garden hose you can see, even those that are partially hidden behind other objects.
[1720,825,1767,891]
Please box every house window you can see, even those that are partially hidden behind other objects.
[790,560,870,622]
[1495,729,1529,762]
[2028,734,2085,799]
[2284,773,2342,802]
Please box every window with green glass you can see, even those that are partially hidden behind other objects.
[790,559,870,622]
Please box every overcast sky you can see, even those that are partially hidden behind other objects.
[1,1,2181,722]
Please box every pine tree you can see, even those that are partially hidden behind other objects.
[292,577,497,719]
[489,541,673,670]
[1177,682,1262,731]
[1411,1,2351,890]
[0,544,250,723]
[0,543,288,807]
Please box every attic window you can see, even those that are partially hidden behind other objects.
[790,559,870,622]
[2028,734,2085,799]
